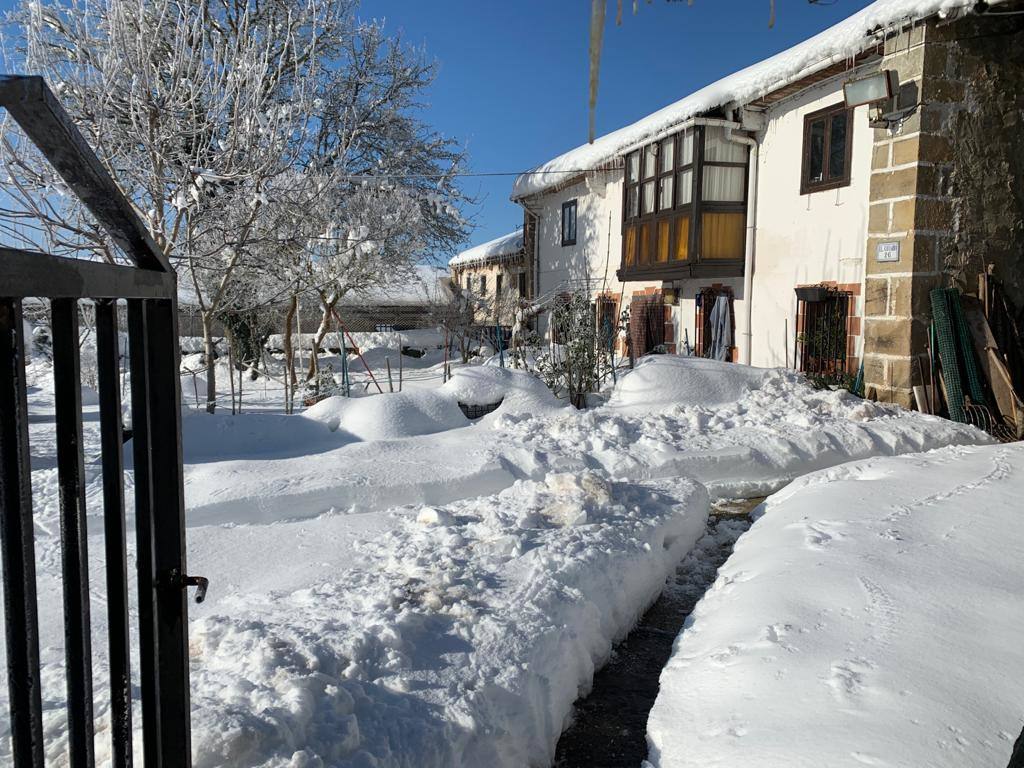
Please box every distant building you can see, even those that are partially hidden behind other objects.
[449,230,531,327]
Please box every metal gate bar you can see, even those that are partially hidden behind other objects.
[0,297,45,768]
[1,75,194,767]
[51,297,97,768]
[95,298,134,767]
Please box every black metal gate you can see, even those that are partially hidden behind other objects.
[1,76,195,766]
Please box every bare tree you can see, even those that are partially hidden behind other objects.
[0,0,355,411]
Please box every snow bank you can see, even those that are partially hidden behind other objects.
[646,443,1024,768]
[448,230,523,268]
[442,365,564,417]
[188,472,709,767]
[304,390,468,441]
[497,358,993,498]
[180,410,345,462]
[608,356,767,411]
[512,0,987,199]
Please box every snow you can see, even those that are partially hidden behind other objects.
[441,364,563,417]
[511,0,992,200]
[0,350,999,767]
[645,442,1024,768]
[448,230,523,268]
[607,356,767,412]
[188,472,709,768]
[495,357,994,499]
[304,390,468,441]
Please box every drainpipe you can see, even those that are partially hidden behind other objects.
[725,127,759,365]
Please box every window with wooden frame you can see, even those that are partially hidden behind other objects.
[800,103,853,195]
[561,199,578,246]
[517,271,527,296]
[621,125,748,280]
[479,275,487,295]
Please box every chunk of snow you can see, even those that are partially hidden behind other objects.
[303,390,469,441]
[608,356,767,411]
[646,443,1024,768]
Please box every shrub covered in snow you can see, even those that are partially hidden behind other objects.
[304,390,469,441]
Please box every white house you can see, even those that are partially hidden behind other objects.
[511,0,1024,407]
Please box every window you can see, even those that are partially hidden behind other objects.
[496,274,503,297]
[622,125,748,277]
[801,103,852,195]
[561,199,577,246]
[479,275,487,295]
[466,277,471,292]
[796,287,853,380]
[517,271,527,296]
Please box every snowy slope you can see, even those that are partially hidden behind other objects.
[646,443,1024,768]
[189,473,708,767]
[0,355,997,766]
[496,357,994,499]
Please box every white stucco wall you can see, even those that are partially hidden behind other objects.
[671,75,874,365]
[523,72,875,361]
[526,171,661,339]
[747,76,873,367]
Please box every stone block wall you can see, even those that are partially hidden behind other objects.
[863,11,1024,406]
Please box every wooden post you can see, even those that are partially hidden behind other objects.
[386,358,394,393]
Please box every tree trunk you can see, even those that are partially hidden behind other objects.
[283,294,298,414]
[201,312,217,414]
[306,296,338,381]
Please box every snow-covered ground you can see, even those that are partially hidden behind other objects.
[0,349,997,766]
[646,442,1024,768]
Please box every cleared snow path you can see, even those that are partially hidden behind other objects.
[646,443,1024,768]
[555,500,756,767]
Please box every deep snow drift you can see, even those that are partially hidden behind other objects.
[645,442,1024,768]
[189,473,708,768]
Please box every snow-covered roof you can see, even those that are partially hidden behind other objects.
[340,264,449,306]
[448,230,524,268]
[511,0,989,200]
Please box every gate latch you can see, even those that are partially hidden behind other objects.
[157,569,210,604]
[184,574,210,604]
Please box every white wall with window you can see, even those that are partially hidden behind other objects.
[667,76,874,367]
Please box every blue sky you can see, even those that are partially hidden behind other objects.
[0,0,878,255]
[362,0,876,254]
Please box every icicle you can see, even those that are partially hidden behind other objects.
[588,0,606,145]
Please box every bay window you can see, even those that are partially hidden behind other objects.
[621,125,749,279]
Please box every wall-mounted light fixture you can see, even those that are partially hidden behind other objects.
[843,70,898,108]
[844,70,908,129]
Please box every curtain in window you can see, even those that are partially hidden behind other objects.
[656,220,670,263]
[680,130,694,165]
[676,169,692,206]
[642,181,655,214]
[674,215,690,261]
[702,166,745,202]
[658,175,674,211]
[704,126,747,163]
[701,212,745,260]
[624,225,637,266]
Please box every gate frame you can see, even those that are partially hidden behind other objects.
[0,75,193,767]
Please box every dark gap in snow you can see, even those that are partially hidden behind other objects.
[553,498,762,768]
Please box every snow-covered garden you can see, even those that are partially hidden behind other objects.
[6,316,1017,766]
